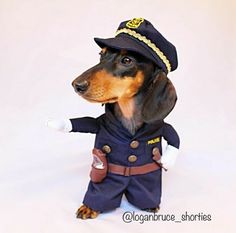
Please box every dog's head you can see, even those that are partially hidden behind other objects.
[72,48,177,123]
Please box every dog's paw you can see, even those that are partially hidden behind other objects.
[76,204,100,219]
[142,207,160,213]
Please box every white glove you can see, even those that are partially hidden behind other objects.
[160,145,179,170]
[46,119,72,132]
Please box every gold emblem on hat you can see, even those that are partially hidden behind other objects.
[126,18,144,29]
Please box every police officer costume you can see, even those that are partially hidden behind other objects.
[70,18,180,212]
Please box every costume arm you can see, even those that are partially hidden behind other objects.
[163,123,180,149]
[47,117,100,134]
[70,117,100,133]
[161,123,180,169]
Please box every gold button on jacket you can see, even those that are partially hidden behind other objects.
[130,140,139,149]
[102,145,111,154]
[152,147,160,156]
[128,155,137,163]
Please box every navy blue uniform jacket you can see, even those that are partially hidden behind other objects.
[70,104,180,212]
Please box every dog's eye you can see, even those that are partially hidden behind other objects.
[121,57,133,65]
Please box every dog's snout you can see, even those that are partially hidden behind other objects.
[73,80,89,93]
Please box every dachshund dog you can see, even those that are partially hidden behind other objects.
[48,46,179,219]
[71,47,178,219]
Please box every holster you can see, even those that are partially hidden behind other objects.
[90,148,108,183]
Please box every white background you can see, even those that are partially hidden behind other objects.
[0,0,236,232]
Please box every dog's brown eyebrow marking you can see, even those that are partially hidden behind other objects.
[120,50,127,55]
[100,47,107,55]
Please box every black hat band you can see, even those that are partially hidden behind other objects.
[116,28,171,73]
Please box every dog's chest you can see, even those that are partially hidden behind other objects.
[114,103,143,135]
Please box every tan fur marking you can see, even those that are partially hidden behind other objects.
[101,47,107,54]
[83,70,144,104]
[117,98,135,119]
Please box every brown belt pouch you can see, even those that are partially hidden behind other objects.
[90,148,108,183]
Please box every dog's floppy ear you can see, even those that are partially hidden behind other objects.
[142,70,177,123]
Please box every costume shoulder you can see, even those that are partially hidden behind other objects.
[162,122,180,149]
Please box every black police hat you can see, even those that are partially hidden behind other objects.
[94,18,178,74]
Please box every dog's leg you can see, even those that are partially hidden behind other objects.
[76,204,100,219]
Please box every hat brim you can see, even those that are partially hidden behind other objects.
[94,35,165,71]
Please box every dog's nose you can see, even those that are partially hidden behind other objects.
[73,80,89,93]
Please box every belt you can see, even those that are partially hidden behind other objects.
[108,162,160,176]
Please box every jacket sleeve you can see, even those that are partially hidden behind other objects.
[69,117,100,134]
[163,123,180,149]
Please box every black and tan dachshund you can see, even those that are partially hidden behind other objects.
[72,47,176,132]
[70,47,177,219]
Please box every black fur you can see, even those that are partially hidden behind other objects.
[142,70,177,123]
